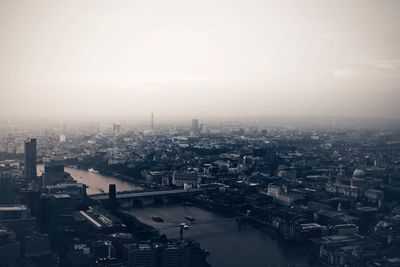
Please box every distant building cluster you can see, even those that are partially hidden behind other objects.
[0,119,400,266]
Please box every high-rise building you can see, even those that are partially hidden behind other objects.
[191,119,199,133]
[0,225,20,266]
[43,156,65,186]
[266,147,277,176]
[113,123,121,136]
[122,241,208,267]
[49,194,74,230]
[0,172,14,204]
[123,243,156,267]
[24,138,37,180]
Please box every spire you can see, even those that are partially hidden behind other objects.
[336,166,344,184]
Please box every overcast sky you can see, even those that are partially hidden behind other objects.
[0,0,399,120]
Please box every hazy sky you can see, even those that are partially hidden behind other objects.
[0,0,399,120]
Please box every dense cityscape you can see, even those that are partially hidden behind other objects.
[0,117,399,266]
[1,0,400,266]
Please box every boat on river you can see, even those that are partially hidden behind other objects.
[185,215,195,222]
[152,216,164,223]
[88,168,99,173]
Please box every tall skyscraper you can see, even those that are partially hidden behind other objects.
[0,172,14,204]
[266,147,277,176]
[191,119,199,133]
[151,113,154,131]
[113,123,121,136]
[24,138,37,180]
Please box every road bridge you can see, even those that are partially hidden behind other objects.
[90,187,206,201]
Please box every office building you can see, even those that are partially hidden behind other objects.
[50,194,74,230]
[191,119,199,134]
[123,243,156,267]
[122,241,208,267]
[113,123,121,136]
[0,173,14,204]
[162,244,185,267]
[0,225,20,266]
[42,156,66,186]
[0,205,36,243]
[172,171,199,187]
[24,232,51,257]
[24,138,37,180]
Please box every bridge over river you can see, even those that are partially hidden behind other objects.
[90,187,208,201]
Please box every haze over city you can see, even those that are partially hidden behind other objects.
[2,1,400,267]
[1,0,400,120]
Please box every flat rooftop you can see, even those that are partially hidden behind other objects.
[0,205,28,212]
[53,194,71,199]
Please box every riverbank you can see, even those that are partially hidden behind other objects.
[37,164,143,195]
[188,196,293,243]
[69,164,149,187]
[128,200,309,267]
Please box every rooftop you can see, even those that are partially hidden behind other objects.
[0,205,28,212]
[52,194,71,199]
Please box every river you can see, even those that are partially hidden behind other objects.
[37,165,142,195]
[37,166,309,266]
[127,201,309,267]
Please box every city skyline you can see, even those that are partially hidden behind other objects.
[1,1,400,266]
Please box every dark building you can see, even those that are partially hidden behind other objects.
[73,206,124,238]
[49,194,74,231]
[37,194,74,230]
[24,138,37,180]
[266,147,277,176]
[109,184,117,210]
[123,241,208,267]
[24,232,51,258]
[42,156,65,186]
[0,225,20,266]
[123,243,156,267]
[19,189,41,217]
[109,184,116,201]
[0,173,14,204]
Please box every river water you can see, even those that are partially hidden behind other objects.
[128,201,309,267]
[37,165,142,195]
[38,165,308,266]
